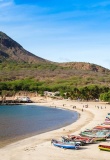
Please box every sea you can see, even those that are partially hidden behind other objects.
[0,105,78,147]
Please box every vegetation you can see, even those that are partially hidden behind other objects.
[0,78,110,101]
[0,61,110,102]
[1,31,110,102]
[100,91,110,102]
[0,61,110,84]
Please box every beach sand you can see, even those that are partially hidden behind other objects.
[0,98,110,160]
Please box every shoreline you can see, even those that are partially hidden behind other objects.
[0,103,79,148]
[0,99,110,160]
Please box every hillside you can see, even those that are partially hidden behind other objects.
[58,62,109,73]
[0,31,110,88]
[0,31,48,63]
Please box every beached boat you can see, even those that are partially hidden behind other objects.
[94,125,110,130]
[80,130,95,137]
[67,135,93,144]
[51,139,79,149]
[92,137,106,142]
[98,144,110,152]
[104,121,110,125]
[61,136,83,146]
[93,126,110,137]
[80,130,110,138]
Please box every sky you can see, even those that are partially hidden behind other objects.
[0,0,110,69]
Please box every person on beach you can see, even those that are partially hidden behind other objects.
[82,108,83,112]
[73,106,76,109]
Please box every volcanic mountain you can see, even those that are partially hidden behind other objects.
[0,31,110,85]
[0,31,109,74]
[0,31,48,63]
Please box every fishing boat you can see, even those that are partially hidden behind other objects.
[80,130,109,138]
[61,136,83,146]
[98,144,110,151]
[92,137,106,142]
[80,130,96,137]
[94,125,110,130]
[51,139,79,149]
[68,135,93,144]
[104,121,110,125]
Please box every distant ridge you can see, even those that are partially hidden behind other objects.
[58,62,109,73]
[0,31,48,63]
[0,31,109,76]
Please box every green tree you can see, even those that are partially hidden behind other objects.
[100,91,110,102]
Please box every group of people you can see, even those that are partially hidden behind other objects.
[95,106,106,109]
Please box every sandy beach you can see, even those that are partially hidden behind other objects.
[0,98,110,160]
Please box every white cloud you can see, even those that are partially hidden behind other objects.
[0,0,14,8]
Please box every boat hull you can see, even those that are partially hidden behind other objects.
[51,139,79,149]
[99,145,110,152]
[53,143,78,149]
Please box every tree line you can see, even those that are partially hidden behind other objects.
[0,79,110,102]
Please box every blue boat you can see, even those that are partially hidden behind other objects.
[51,139,79,149]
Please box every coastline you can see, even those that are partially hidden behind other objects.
[0,103,79,148]
[0,98,110,160]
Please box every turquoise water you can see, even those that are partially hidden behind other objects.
[0,105,78,145]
